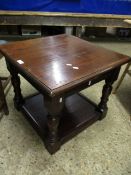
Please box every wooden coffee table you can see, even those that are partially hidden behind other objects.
[0,34,130,154]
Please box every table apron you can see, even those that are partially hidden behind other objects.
[6,59,120,98]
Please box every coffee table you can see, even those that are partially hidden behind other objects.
[0,34,130,154]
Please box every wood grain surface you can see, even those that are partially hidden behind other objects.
[0,34,130,94]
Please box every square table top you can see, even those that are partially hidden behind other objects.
[0,34,130,96]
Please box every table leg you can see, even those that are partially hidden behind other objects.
[44,95,64,154]
[0,79,9,115]
[6,61,24,110]
[97,68,120,120]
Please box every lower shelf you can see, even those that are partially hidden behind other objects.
[21,93,101,149]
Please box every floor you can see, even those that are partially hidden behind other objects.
[0,41,131,175]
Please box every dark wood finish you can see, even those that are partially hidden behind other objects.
[0,34,130,154]
[0,11,131,28]
[6,62,24,110]
[0,77,9,115]
[0,34,130,96]
[97,68,120,120]
[44,95,64,153]
[22,93,101,153]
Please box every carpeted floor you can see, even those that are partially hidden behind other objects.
[0,41,131,175]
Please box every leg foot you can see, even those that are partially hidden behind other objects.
[44,95,64,154]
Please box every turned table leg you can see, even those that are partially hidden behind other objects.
[44,95,64,154]
[6,61,24,110]
[97,68,120,120]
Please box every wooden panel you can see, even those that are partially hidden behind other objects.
[22,93,100,145]
[0,10,131,27]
